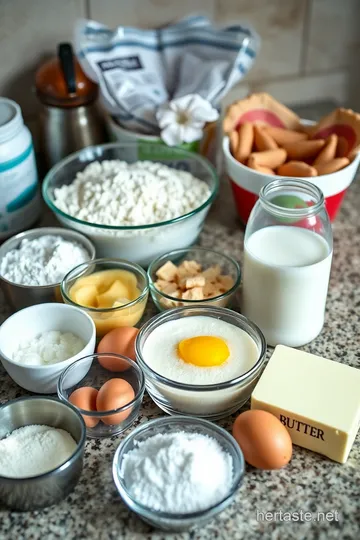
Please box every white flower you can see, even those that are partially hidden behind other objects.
[156,94,219,146]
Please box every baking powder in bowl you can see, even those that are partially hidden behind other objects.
[0,235,90,286]
[120,431,233,513]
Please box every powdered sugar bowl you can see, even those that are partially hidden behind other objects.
[0,227,95,310]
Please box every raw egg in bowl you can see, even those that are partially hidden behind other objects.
[135,306,266,419]
[57,353,145,437]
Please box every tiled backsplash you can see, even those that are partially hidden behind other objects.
[1,0,359,131]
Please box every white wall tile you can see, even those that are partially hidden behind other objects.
[88,0,215,28]
[249,71,350,108]
[0,0,86,117]
[215,0,307,82]
[304,0,360,73]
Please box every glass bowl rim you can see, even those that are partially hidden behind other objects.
[135,305,267,391]
[42,142,219,231]
[112,415,244,520]
[0,396,86,480]
[147,247,241,304]
[57,353,145,417]
[60,257,149,313]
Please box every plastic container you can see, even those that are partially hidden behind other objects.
[0,98,41,240]
[112,416,245,531]
[42,143,218,267]
[135,306,267,419]
[223,129,360,224]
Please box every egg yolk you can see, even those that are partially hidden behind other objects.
[177,336,230,367]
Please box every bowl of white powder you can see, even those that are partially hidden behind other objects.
[0,303,96,393]
[42,143,218,267]
[0,396,86,510]
[0,227,96,310]
[112,416,245,531]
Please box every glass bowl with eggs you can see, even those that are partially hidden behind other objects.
[147,247,241,311]
[42,143,219,267]
[61,258,149,338]
[57,353,145,438]
[135,306,267,420]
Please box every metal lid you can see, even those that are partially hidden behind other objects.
[0,98,24,143]
[35,43,98,108]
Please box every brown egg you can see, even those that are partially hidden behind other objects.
[97,327,139,371]
[96,378,135,425]
[69,387,99,428]
[232,410,292,470]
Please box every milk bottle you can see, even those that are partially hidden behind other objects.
[242,179,333,347]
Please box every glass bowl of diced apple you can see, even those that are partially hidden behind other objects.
[147,248,241,312]
[61,258,149,338]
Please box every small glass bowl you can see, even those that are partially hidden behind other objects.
[112,416,245,531]
[148,247,241,311]
[57,353,145,438]
[61,258,149,338]
[135,306,266,420]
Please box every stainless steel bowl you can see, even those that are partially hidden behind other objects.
[0,227,96,310]
[0,396,86,511]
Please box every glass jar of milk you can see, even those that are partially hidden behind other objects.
[242,179,332,347]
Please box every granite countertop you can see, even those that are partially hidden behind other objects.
[1,159,360,540]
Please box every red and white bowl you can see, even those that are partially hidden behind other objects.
[223,133,360,224]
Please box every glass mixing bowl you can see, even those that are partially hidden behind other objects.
[42,143,219,267]
[135,306,267,420]
[112,416,245,531]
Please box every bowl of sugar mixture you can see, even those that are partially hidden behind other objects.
[0,227,96,310]
[42,143,218,267]
[0,396,86,510]
[0,303,96,393]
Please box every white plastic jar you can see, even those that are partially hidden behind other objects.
[0,98,41,240]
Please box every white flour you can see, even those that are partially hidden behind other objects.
[0,235,90,286]
[0,424,77,478]
[52,160,211,227]
[119,431,233,513]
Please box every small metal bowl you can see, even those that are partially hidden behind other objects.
[0,396,86,511]
[0,227,96,311]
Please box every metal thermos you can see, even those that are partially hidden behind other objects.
[35,43,108,169]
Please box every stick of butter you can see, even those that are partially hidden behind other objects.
[251,345,360,463]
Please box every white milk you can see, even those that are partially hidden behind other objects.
[242,226,332,347]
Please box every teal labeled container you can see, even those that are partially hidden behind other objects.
[0,98,41,240]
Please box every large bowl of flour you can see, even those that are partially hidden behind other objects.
[43,143,219,267]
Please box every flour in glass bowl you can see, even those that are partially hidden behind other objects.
[52,161,211,228]
[0,235,90,286]
[120,431,233,513]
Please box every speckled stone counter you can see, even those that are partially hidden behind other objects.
[0,173,359,540]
